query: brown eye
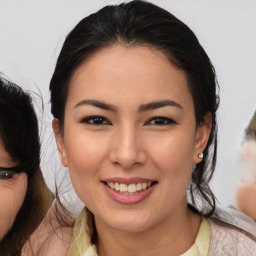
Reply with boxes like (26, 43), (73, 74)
(145, 116), (176, 125)
(81, 116), (111, 125)
(0, 170), (16, 179)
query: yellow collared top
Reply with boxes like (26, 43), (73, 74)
(181, 218), (210, 256)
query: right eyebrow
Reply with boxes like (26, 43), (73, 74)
(138, 100), (183, 112)
(73, 99), (117, 112)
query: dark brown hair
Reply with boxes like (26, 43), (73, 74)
(245, 111), (256, 140)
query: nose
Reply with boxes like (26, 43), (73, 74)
(109, 124), (147, 170)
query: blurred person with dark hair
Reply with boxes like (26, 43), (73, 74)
(0, 73), (53, 255)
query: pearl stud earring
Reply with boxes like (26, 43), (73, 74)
(198, 153), (204, 158)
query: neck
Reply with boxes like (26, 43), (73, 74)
(95, 202), (201, 256)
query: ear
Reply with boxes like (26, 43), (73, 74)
(193, 112), (212, 164)
(52, 118), (68, 167)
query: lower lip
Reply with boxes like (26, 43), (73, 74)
(103, 184), (156, 205)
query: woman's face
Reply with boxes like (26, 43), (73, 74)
(54, 45), (211, 233)
(0, 143), (27, 240)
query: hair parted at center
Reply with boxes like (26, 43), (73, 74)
(50, 0), (219, 217)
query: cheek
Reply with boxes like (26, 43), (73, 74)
(0, 174), (27, 240)
(65, 133), (107, 172)
(64, 134), (108, 201)
(148, 132), (195, 198)
(148, 132), (195, 173)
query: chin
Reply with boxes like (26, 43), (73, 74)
(98, 211), (155, 233)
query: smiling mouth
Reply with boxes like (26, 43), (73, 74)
(102, 181), (158, 195)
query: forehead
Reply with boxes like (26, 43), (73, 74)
(67, 45), (193, 110)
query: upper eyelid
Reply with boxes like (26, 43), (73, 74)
(146, 116), (176, 123)
(149, 116), (173, 120)
(0, 169), (18, 173)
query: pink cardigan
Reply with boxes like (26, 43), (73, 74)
(207, 207), (256, 255)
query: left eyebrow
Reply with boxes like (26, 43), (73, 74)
(138, 100), (183, 112)
(73, 99), (117, 112)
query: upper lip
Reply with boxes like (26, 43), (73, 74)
(101, 177), (157, 185)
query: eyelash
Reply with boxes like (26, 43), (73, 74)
(0, 170), (17, 180)
(80, 116), (111, 125)
(80, 116), (176, 126)
(145, 116), (177, 126)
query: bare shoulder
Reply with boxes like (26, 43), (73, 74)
(22, 201), (74, 256)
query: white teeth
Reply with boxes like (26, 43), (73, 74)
(115, 183), (120, 191)
(110, 182), (115, 189)
(120, 184), (128, 192)
(128, 184), (136, 193)
(106, 181), (153, 193)
(136, 183), (142, 191)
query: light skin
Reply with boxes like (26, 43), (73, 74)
(53, 45), (211, 256)
(0, 142), (27, 241)
(22, 203), (73, 256)
(240, 140), (256, 181)
(236, 140), (256, 220)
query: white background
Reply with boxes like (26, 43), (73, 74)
(1, 0), (256, 209)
